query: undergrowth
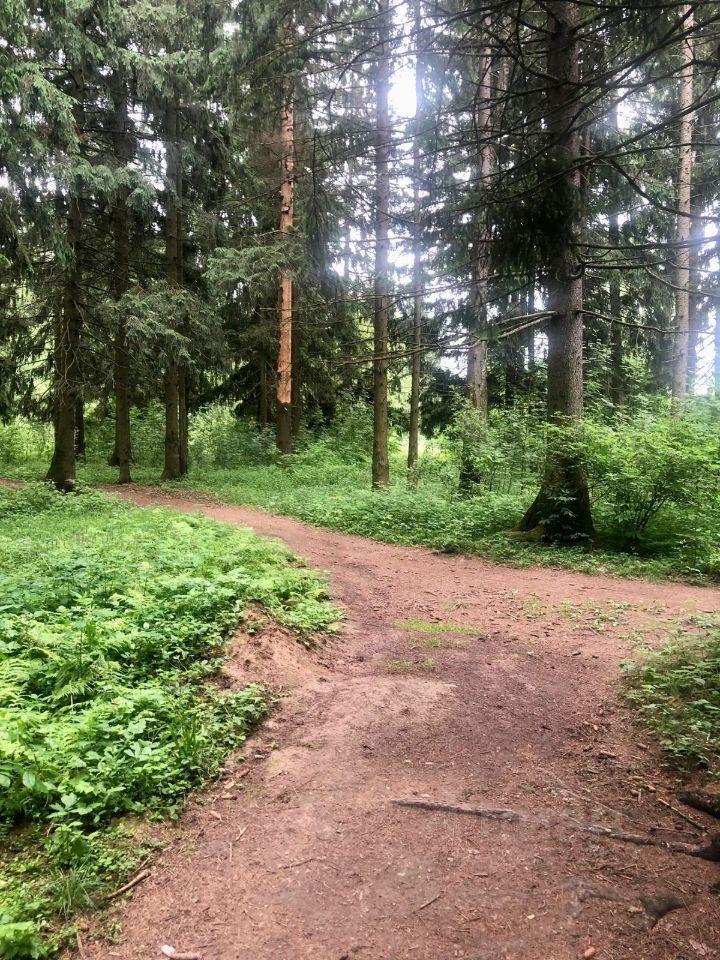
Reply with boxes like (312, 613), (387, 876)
(624, 615), (720, 778)
(0, 485), (335, 957)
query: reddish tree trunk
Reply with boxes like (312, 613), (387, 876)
(277, 45), (295, 455)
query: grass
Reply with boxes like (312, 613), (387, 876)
(624, 614), (720, 778)
(396, 618), (479, 635)
(0, 484), (336, 957)
(385, 657), (437, 673)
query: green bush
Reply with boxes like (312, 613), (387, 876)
(0, 420), (52, 466)
(584, 414), (720, 543)
(189, 406), (275, 468)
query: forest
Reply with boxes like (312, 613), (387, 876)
(2, 1), (720, 958)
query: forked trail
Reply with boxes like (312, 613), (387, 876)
(87, 487), (720, 960)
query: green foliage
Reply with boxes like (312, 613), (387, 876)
(0, 485), (335, 955)
(189, 406), (275, 468)
(584, 413), (720, 543)
(625, 615), (720, 775)
(0, 420), (52, 466)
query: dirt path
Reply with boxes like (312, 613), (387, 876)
(88, 487), (720, 960)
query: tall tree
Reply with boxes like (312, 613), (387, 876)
(671, 4), (695, 407)
(161, 96), (183, 481)
(110, 65), (133, 484)
(46, 64), (86, 489)
(372, 0), (391, 489)
(466, 15), (495, 422)
(276, 20), (296, 455)
(519, 0), (593, 540)
(407, 0), (425, 481)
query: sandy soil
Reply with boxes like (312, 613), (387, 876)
(81, 486), (720, 960)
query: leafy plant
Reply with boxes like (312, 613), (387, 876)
(0, 485), (336, 955)
(625, 615), (720, 775)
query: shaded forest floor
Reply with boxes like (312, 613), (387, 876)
(82, 486), (720, 960)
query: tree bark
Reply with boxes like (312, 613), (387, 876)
(161, 97), (182, 481)
(519, 1), (593, 541)
(524, 284), (535, 373)
(608, 104), (624, 407)
(111, 67), (132, 483)
(466, 16), (494, 423)
(372, 0), (391, 489)
(259, 359), (269, 429)
(291, 304), (302, 439)
(276, 39), (295, 455)
(178, 365), (189, 476)
(162, 363), (181, 480)
(74, 393), (85, 460)
(671, 4), (695, 408)
(47, 66), (85, 490)
(608, 211), (624, 407)
(407, 0), (425, 483)
(715, 305), (720, 397)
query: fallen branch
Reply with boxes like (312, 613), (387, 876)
(392, 799), (720, 862)
(679, 790), (720, 822)
(415, 893), (441, 912)
(107, 868), (151, 899)
(392, 799), (520, 822)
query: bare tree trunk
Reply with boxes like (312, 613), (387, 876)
(607, 104), (624, 408)
(111, 68), (132, 483)
(47, 66), (85, 490)
(407, 0), (425, 483)
(161, 97), (182, 481)
(715, 306), (720, 397)
(178, 366), (189, 476)
(372, 0), (391, 489)
(524, 284), (535, 373)
(671, 4), (695, 408)
(259, 359), (269, 429)
(466, 17), (495, 422)
(74, 393), (85, 460)
(291, 304), (302, 439)
(608, 211), (624, 407)
(276, 49), (295, 455)
(519, 1), (593, 541)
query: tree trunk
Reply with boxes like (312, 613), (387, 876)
(291, 305), (302, 439)
(671, 4), (695, 408)
(276, 47), (295, 455)
(607, 103), (624, 408)
(608, 212), (624, 407)
(372, 0), (391, 489)
(74, 393), (85, 460)
(161, 363), (181, 480)
(111, 68), (132, 483)
(519, 1), (593, 541)
(178, 365), (189, 476)
(47, 66), (85, 490)
(466, 16), (494, 423)
(715, 306), (720, 397)
(259, 359), (269, 429)
(524, 284), (535, 373)
(162, 97), (183, 481)
(407, 0), (425, 483)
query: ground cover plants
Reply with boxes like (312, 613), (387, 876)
(4, 401), (718, 583)
(0, 484), (335, 957)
